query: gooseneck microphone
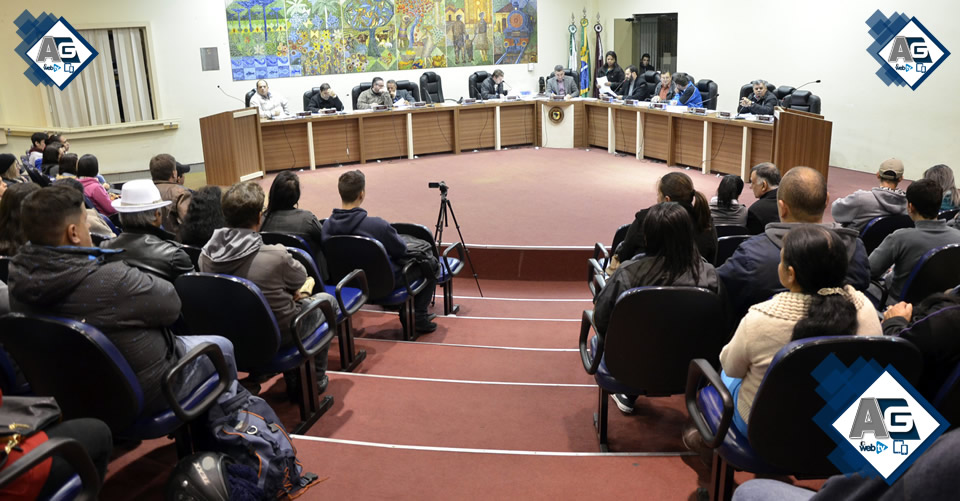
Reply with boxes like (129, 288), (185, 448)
(794, 79), (822, 91)
(217, 85), (245, 104)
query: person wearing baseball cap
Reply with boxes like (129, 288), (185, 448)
(831, 158), (908, 233)
(100, 179), (194, 282)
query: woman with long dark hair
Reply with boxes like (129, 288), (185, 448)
(710, 175), (747, 226)
(718, 226), (880, 434)
(0, 183), (41, 256)
(612, 171), (717, 270)
(260, 171), (327, 276)
(599, 50), (625, 92)
(178, 186), (225, 247)
(595, 202), (720, 413)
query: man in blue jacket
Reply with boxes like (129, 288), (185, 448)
(672, 73), (702, 108)
(718, 166), (870, 322)
(322, 170), (437, 333)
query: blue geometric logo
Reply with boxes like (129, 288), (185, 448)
(14, 10), (99, 90)
(866, 10), (950, 90)
(812, 355), (948, 484)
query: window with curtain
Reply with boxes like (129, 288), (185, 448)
(45, 27), (156, 127)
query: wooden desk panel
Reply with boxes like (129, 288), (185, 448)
(642, 113), (669, 161)
(458, 107), (496, 150)
(500, 103), (536, 147)
(312, 117), (361, 166)
(709, 122), (746, 175)
(573, 102), (587, 148)
(587, 104), (608, 148)
(613, 108), (638, 154)
(412, 110), (455, 155)
(750, 128), (774, 168)
(672, 115), (705, 168)
(359, 114), (408, 161)
(262, 121), (311, 172)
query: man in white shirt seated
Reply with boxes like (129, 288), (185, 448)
(249, 79), (290, 119)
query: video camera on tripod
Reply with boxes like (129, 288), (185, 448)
(429, 181), (481, 299)
(428, 181), (449, 194)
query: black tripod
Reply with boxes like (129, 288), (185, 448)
(433, 184), (483, 311)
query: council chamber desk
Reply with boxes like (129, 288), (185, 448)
(245, 98), (830, 181)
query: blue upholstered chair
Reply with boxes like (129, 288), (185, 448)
(860, 214), (914, 255)
(173, 272), (337, 433)
(180, 244), (202, 270)
(899, 244), (960, 304)
(0, 313), (232, 456)
(686, 335), (923, 501)
(579, 286), (728, 452)
(714, 225), (750, 237)
(0, 437), (101, 500)
(587, 223), (631, 299)
(324, 235), (427, 341)
(392, 223), (465, 316)
(714, 235), (750, 267)
(933, 361), (960, 429)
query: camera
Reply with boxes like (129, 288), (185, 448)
(429, 181), (448, 193)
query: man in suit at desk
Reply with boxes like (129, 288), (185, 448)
(306, 83), (344, 112)
(387, 80), (415, 105)
(738, 79), (779, 115)
(480, 69), (507, 100)
(357, 77), (393, 110)
(547, 65), (578, 99)
(618, 65), (645, 101)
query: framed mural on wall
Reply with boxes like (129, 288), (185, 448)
(226, 0), (537, 81)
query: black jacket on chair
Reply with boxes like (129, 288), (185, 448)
(101, 225), (194, 282)
(479, 77), (506, 100)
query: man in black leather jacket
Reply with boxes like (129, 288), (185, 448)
(101, 179), (194, 282)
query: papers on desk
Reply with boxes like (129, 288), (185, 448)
(595, 76), (617, 97)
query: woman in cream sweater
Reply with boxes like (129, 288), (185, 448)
(719, 226), (882, 434)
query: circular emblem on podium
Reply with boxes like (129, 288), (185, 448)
(549, 107), (564, 123)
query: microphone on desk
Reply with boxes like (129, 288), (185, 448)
(780, 79), (821, 106)
(217, 85), (246, 105)
(538, 77), (546, 94)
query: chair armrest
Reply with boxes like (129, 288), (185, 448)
(400, 260), (429, 296)
(685, 359), (734, 449)
(0, 437), (100, 500)
(441, 242), (465, 277)
(162, 342), (232, 423)
(578, 310), (603, 375)
(591, 242), (609, 263)
(292, 296), (338, 359)
(871, 279), (890, 306)
(336, 269), (369, 316)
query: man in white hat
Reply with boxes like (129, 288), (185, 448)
(101, 179), (194, 282)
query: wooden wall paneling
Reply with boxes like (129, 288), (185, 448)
(708, 121), (747, 176)
(412, 109), (456, 155)
(586, 104), (608, 149)
(613, 107), (638, 154)
(361, 114), (408, 161)
(749, 126), (775, 168)
(261, 121), (310, 172)
(312, 116), (361, 166)
(500, 103), (536, 147)
(458, 107), (496, 151)
(672, 115), (705, 168)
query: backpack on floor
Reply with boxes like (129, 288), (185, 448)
(205, 381), (319, 499)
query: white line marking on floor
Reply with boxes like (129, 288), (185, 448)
(355, 338), (578, 352)
(289, 436), (695, 457)
(326, 371), (593, 387)
(452, 295), (593, 302)
(358, 309), (579, 322)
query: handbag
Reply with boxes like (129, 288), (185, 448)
(0, 397), (62, 469)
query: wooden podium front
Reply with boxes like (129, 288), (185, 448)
(199, 108), (265, 186)
(773, 108), (832, 181)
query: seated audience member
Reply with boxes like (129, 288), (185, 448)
(77, 154), (116, 217)
(546, 65), (578, 98)
(0, 183), (41, 256)
(199, 182), (332, 392)
(306, 83), (344, 112)
(710, 175), (748, 226)
(868, 179), (960, 300)
(150, 153), (192, 237)
(357, 77), (392, 110)
(831, 158), (907, 232)
(738, 79), (779, 115)
(7, 186), (237, 415)
(719, 226), (880, 433)
(480, 69), (508, 100)
(249, 79), (289, 119)
(732, 428), (960, 501)
(719, 167), (871, 321)
(923, 164), (959, 211)
(650, 71), (675, 103)
(261, 171), (327, 278)
(638, 53), (655, 73)
(386, 79), (415, 105)
(618, 65), (644, 101)
(52, 178), (116, 237)
(175, 162), (190, 186)
(672, 73), (702, 107)
(57, 153), (79, 178)
(746, 162), (781, 234)
(1, 154), (30, 186)
(101, 180), (194, 282)
(322, 170), (438, 333)
(179, 185), (225, 247)
(47, 133), (70, 152)
(612, 172), (717, 271)
(882, 292), (960, 397)
(39, 143), (63, 178)
(26, 132), (46, 167)
(594, 202), (721, 414)
(599, 51), (625, 91)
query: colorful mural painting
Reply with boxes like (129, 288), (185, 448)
(226, 0), (536, 80)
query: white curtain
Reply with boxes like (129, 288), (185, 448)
(638, 18), (658, 70)
(45, 28), (151, 127)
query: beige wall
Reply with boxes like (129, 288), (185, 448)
(612, 19), (632, 70)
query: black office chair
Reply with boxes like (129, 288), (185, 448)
(774, 85), (795, 104)
(714, 225), (750, 237)
(640, 71), (660, 100)
(394, 79), (421, 102)
(303, 87), (322, 110)
(939, 208), (960, 221)
(419, 72), (444, 104)
(579, 286), (727, 451)
(468, 71), (490, 99)
(783, 90), (822, 114)
(0, 437), (102, 500)
(244, 89), (256, 107)
(715, 235), (749, 267)
(898, 244), (960, 304)
(738, 82), (776, 101)
(860, 214), (914, 255)
(696, 79), (718, 110)
(351, 82), (373, 111)
(587, 223), (631, 298)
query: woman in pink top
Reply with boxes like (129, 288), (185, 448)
(77, 154), (117, 216)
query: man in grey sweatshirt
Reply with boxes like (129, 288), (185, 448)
(832, 158), (908, 233)
(869, 179), (960, 299)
